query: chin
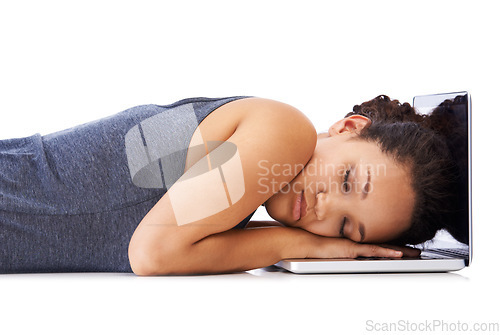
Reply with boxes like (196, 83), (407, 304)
(264, 196), (285, 219)
(266, 208), (288, 225)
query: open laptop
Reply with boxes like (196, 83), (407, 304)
(274, 91), (472, 273)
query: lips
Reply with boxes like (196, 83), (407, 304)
(293, 190), (307, 221)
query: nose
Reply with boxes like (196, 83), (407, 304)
(315, 192), (331, 220)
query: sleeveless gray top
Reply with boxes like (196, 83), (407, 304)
(0, 96), (256, 273)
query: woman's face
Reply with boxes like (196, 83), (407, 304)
(264, 116), (415, 243)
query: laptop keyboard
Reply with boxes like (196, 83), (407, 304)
(421, 247), (469, 259)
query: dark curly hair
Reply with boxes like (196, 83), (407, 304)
(345, 95), (468, 245)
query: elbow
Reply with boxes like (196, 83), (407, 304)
(128, 224), (164, 276)
(128, 239), (186, 276)
(128, 244), (158, 276)
(128, 237), (168, 276)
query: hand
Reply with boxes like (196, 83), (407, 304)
(304, 235), (413, 259)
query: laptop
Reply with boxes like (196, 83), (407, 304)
(274, 91), (472, 273)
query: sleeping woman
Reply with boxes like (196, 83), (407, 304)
(0, 94), (467, 275)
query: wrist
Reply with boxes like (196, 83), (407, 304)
(281, 227), (314, 259)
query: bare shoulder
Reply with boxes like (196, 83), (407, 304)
(222, 96), (316, 131)
(202, 97), (317, 151)
(188, 96), (318, 172)
(223, 97), (318, 178)
(197, 96), (317, 138)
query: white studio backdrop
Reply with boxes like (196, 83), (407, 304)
(0, 1), (498, 334)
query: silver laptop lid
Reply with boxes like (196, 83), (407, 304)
(412, 91), (472, 266)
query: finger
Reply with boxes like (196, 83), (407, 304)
(379, 244), (422, 257)
(355, 244), (403, 258)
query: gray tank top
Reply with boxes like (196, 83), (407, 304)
(0, 96), (256, 273)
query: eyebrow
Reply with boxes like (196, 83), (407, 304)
(361, 167), (371, 200)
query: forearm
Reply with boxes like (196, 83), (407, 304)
(148, 226), (310, 275)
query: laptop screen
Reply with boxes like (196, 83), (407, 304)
(412, 92), (471, 258)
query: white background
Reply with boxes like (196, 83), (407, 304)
(0, 1), (498, 334)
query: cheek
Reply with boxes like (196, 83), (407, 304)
(302, 220), (337, 237)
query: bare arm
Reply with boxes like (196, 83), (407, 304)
(143, 226), (306, 275)
(137, 223), (411, 276)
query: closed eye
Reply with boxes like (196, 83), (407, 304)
(340, 217), (347, 237)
